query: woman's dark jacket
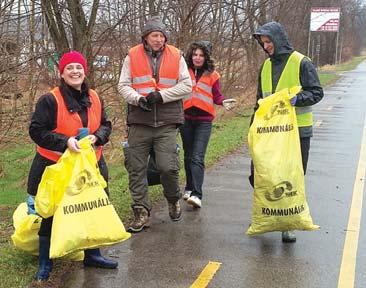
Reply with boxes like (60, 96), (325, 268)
(27, 82), (112, 196)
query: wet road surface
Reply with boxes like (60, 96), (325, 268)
(64, 61), (366, 288)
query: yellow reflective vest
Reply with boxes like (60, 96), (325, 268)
(261, 51), (313, 128)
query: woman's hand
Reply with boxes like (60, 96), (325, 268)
(222, 98), (237, 111)
(87, 134), (98, 145)
(67, 137), (81, 152)
(27, 195), (36, 215)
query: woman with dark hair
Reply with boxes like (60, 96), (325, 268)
(27, 51), (118, 281)
(181, 41), (237, 208)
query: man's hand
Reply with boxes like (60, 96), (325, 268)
(138, 97), (152, 112)
(146, 91), (163, 105)
(222, 98), (237, 111)
(290, 95), (297, 106)
(67, 137), (81, 152)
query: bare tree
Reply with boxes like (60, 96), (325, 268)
(40, 0), (100, 85)
(0, 0), (365, 145)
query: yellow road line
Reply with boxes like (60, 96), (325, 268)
(190, 261), (222, 288)
(338, 115), (366, 288)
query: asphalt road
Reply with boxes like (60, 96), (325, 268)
(64, 61), (366, 288)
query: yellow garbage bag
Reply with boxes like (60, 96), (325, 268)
(50, 138), (131, 259)
(11, 202), (40, 255)
(247, 88), (319, 235)
(35, 139), (107, 219)
(11, 202), (84, 260)
(35, 162), (66, 219)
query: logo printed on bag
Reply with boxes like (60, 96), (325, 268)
(66, 169), (100, 196)
(265, 181), (297, 202)
(263, 100), (289, 120)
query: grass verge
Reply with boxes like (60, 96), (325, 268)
(318, 56), (366, 86)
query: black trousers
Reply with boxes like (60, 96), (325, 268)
(249, 137), (311, 188)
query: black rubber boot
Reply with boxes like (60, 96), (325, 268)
(282, 231), (297, 243)
(83, 248), (118, 269)
(36, 236), (53, 281)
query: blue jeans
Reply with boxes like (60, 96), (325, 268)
(180, 120), (212, 199)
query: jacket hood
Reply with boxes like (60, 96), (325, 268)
(253, 21), (293, 58)
(185, 40), (215, 72)
(192, 40), (213, 55)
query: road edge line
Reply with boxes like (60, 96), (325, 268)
(338, 115), (366, 288)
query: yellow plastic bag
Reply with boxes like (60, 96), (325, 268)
(50, 138), (131, 259)
(35, 163), (66, 218)
(35, 139), (107, 218)
(11, 203), (41, 255)
(247, 88), (319, 235)
(11, 202), (84, 260)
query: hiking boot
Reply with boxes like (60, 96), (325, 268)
(282, 231), (296, 243)
(168, 201), (182, 221)
(128, 206), (150, 233)
(187, 195), (202, 208)
(182, 190), (192, 200)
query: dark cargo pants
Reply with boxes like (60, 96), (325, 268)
(123, 124), (180, 211)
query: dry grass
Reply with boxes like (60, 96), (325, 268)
(319, 64), (336, 72)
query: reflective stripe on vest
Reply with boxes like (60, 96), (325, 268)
(184, 69), (219, 117)
(129, 44), (180, 96)
(261, 51), (313, 127)
(37, 87), (103, 162)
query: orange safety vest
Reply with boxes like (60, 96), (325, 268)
(184, 69), (219, 117)
(129, 44), (180, 95)
(37, 87), (103, 162)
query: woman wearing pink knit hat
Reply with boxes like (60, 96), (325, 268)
(26, 51), (117, 281)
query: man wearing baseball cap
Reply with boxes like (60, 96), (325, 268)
(118, 16), (192, 232)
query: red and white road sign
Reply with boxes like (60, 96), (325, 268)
(310, 7), (341, 32)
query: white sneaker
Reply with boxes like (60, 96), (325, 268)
(182, 190), (192, 200)
(187, 195), (202, 208)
